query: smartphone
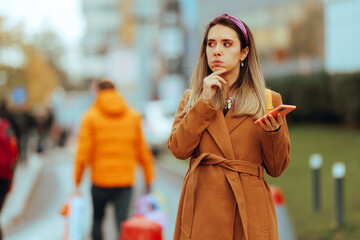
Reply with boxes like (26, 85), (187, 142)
(255, 104), (296, 125)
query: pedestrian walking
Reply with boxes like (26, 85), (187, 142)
(74, 79), (155, 240)
(0, 117), (18, 240)
(167, 14), (291, 240)
(13, 109), (37, 163)
(35, 106), (54, 153)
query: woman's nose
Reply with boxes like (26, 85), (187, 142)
(213, 46), (222, 56)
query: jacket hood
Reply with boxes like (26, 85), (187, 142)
(95, 89), (128, 115)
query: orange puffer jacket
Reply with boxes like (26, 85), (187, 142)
(74, 89), (155, 188)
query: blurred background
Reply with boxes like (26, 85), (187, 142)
(0, 0), (359, 239)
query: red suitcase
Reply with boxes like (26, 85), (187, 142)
(120, 215), (163, 240)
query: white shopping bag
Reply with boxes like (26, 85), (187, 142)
(61, 194), (85, 240)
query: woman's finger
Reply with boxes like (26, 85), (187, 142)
(213, 75), (227, 85)
(211, 81), (222, 90)
(259, 113), (283, 132)
(268, 114), (277, 127)
(205, 79), (223, 90)
(259, 119), (268, 129)
(263, 115), (273, 128)
(277, 113), (283, 125)
(204, 77), (226, 89)
(210, 68), (226, 76)
(205, 75), (227, 85)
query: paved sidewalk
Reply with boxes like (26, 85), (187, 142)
(0, 153), (44, 230)
(156, 149), (188, 178)
(0, 147), (74, 231)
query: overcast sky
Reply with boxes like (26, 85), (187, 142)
(0, 0), (85, 45)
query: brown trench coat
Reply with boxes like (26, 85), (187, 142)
(167, 89), (291, 240)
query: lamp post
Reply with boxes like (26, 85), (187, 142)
(309, 153), (323, 213)
(332, 162), (346, 230)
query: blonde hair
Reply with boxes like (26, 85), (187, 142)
(183, 17), (267, 118)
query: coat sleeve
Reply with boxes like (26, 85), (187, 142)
(74, 112), (93, 187)
(261, 92), (291, 177)
(167, 90), (217, 160)
(135, 116), (155, 185)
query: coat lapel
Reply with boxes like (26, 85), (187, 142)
(207, 110), (235, 160)
(225, 107), (248, 133)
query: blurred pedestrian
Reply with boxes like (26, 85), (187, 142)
(57, 127), (69, 147)
(35, 106), (54, 153)
(13, 109), (36, 164)
(74, 79), (155, 240)
(0, 99), (20, 146)
(0, 117), (18, 240)
(167, 14), (291, 240)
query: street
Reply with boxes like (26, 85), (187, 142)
(2, 147), (186, 240)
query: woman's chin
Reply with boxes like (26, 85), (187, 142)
(212, 66), (226, 72)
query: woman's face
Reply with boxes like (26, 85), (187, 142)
(206, 24), (248, 79)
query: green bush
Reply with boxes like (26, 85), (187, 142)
(331, 72), (360, 126)
(266, 72), (360, 127)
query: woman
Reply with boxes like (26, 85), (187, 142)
(167, 14), (291, 240)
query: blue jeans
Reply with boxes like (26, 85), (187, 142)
(91, 185), (132, 240)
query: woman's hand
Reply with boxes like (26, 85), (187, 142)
(259, 113), (283, 132)
(201, 68), (227, 104)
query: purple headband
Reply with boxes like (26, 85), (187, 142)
(214, 13), (249, 46)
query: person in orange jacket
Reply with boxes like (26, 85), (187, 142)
(74, 79), (155, 240)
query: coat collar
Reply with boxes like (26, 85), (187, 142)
(207, 107), (247, 160)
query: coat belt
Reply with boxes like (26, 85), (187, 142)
(181, 153), (264, 240)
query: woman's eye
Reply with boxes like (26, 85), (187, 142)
(207, 42), (215, 47)
(224, 42), (232, 47)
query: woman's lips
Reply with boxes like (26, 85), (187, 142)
(212, 61), (223, 66)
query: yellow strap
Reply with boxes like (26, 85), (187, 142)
(266, 89), (273, 113)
